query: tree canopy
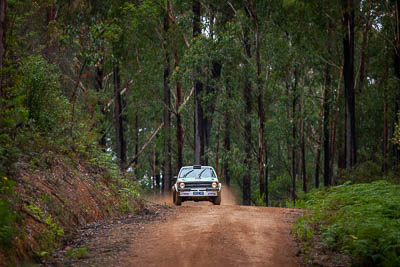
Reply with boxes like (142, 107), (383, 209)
(1, 0), (400, 206)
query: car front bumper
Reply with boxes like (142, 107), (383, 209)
(179, 190), (219, 197)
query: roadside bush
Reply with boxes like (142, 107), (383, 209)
(0, 54), (104, 177)
(17, 55), (70, 134)
(269, 175), (292, 206)
(295, 181), (400, 266)
(339, 160), (400, 185)
(0, 199), (16, 249)
(66, 247), (88, 260)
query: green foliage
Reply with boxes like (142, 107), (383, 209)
(338, 160), (400, 185)
(0, 177), (17, 249)
(117, 178), (140, 214)
(0, 52), (106, 178)
(295, 181), (400, 266)
(44, 216), (65, 238)
(25, 203), (64, 257)
(66, 247), (88, 260)
(0, 55), (71, 176)
(392, 113), (400, 147)
(269, 175), (292, 206)
(0, 176), (16, 194)
(17, 55), (70, 133)
(0, 91), (27, 177)
(91, 150), (140, 213)
(0, 199), (16, 249)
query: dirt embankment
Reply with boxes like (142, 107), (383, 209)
(0, 154), (139, 265)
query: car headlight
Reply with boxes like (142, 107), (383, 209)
(212, 182), (217, 188)
(179, 182), (185, 189)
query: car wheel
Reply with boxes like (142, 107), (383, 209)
(175, 191), (182, 206)
(213, 193), (221, 205)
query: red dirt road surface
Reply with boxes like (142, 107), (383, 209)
(115, 201), (302, 267)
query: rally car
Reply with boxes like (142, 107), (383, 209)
(172, 165), (221, 206)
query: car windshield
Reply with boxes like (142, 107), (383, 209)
(179, 168), (216, 178)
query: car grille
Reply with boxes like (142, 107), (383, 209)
(184, 182), (213, 189)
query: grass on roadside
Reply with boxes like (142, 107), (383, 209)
(294, 181), (400, 266)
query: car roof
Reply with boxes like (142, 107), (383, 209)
(181, 166), (214, 169)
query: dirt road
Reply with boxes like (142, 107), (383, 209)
(47, 192), (302, 267)
(115, 201), (301, 267)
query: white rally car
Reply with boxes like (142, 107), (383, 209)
(172, 165), (221, 206)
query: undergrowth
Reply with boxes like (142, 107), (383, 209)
(0, 176), (17, 250)
(0, 55), (142, 265)
(294, 181), (400, 266)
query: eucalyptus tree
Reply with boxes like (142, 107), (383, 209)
(0, 0), (6, 93)
(342, 0), (356, 168)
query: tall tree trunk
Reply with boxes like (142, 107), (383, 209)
(357, 12), (371, 93)
(174, 51), (184, 171)
(45, 0), (57, 62)
(343, 0), (356, 168)
(337, 126), (346, 170)
(46, 0), (57, 25)
(324, 64), (331, 186)
(393, 0), (400, 161)
(324, 22), (332, 186)
(286, 81), (291, 167)
(155, 150), (161, 193)
(383, 94), (388, 172)
(330, 71), (342, 184)
(203, 8), (220, 166)
(300, 79), (306, 193)
(194, 82), (204, 165)
(264, 139), (269, 206)
(223, 88), (231, 186)
(163, 10), (172, 193)
(193, 0), (205, 165)
(314, 91), (324, 188)
(252, 6), (265, 202)
(95, 62), (106, 148)
(134, 110), (139, 175)
(383, 48), (389, 172)
(292, 68), (298, 203)
(314, 138), (321, 188)
(204, 61), (222, 165)
(215, 121), (220, 175)
(0, 0), (6, 94)
(113, 64), (126, 171)
(243, 25), (252, 206)
(152, 147), (156, 190)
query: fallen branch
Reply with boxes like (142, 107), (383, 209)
(177, 86), (194, 114)
(124, 86), (195, 171)
(70, 59), (87, 137)
(125, 122), (164, 171)
(103, 79), (134, 112)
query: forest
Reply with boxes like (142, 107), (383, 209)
(1, 0), (400, 266)
(2, 0), (400, 203)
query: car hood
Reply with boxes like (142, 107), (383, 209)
(177, 177), (219, 183)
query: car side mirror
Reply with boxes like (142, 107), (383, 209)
(173, 176), (177, 184)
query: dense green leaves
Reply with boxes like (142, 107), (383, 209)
(0, 0), (400, 262)
(0, 198), (16, 249)
(18, 56), (69, 132)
